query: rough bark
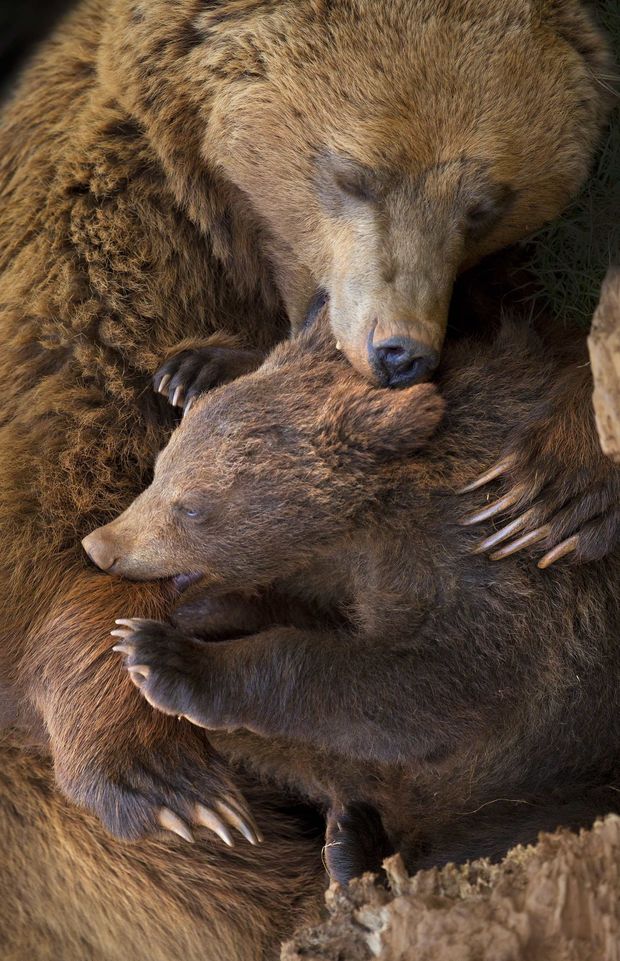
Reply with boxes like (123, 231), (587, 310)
(283, 815), (620, 961)
(589, 267), (620, 461)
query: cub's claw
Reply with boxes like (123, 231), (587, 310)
(194, 799), (262, 846)
(156, 373), (172, 396)
(171, 385), (185, 409)
(158, 807), (195, 843)
(113, 617), (150, 634)
(156, 802), (261, 847)
(471, 512), (533, 554)
(194, 803), (234, 847)
(214, 798), (263, 846)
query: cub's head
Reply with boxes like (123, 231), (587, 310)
(82, 323), (443, 586)
(201, 0), (612, 383)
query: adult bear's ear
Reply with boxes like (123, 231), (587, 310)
(542, 1), (616, 115)
(333, 382), (445, 460)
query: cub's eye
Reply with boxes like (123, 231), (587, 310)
(174, 502), (203, 521)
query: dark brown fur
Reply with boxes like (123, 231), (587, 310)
(89, 316), (620, 882)
(0, 0), (615, 951)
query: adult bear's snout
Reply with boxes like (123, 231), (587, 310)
(369, 335), (439, 388)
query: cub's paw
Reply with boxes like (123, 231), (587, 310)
(57, 719), (262, 848)
(112, 617), (221, 727)
(154, 343), (264, 415)
(459, 451), (620, 569)
(105, 618), (262, 847)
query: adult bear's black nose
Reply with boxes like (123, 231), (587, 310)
(369, 336), (439, 387)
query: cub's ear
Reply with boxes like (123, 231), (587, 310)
(336, 382), (444, 459)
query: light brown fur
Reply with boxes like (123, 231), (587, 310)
(102, 0), (612, 369)
(0, 0), (613, 955)
(0, 732), (324, 961)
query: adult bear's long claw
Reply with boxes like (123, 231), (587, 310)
(158, 807), (195, 843)
(488, 525), (550, 561)
(472, 513), (532, 554)
(460, 488), (525, 526)
(458, 456), (516, 494)
(538, 534), (579, 569)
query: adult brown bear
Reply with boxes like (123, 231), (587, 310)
(0, 0), (616, 956)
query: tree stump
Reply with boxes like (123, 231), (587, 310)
(589, 266), (620, 462)
(284, 815), (620, 961)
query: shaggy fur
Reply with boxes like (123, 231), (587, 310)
(0, 0), (615, 953)
(89, 315), (620, 882)
(0, 731), (324, 961)
(102, 0), (614, 372)
(0, 0), (612, 845)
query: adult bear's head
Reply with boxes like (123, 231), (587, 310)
(201, 0), (612, 383)
(111, 0), (612, 384)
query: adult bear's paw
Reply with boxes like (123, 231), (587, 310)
(153, 340), (264, 416)
(57, 622), (262, 848)
(459, 424), (620, 569)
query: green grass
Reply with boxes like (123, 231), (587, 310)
(523, 0), (619, 327)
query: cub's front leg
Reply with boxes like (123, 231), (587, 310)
(171, 586), (327, 638)
(112, 619), (464, 764)
(171, 590), (277, 640)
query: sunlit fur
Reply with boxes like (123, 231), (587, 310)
(0, 0), (614, 953)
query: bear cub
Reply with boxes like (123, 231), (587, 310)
(85, 315), (620, 883)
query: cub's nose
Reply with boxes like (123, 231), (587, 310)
(82, 529), (118, 572)
(369, 336), (439, 388)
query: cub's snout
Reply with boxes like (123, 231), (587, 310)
(82, 525), (122, 574)
(81, 484), (207, 583)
